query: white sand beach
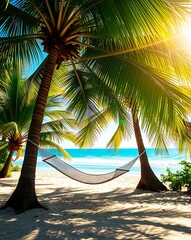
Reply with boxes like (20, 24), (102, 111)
(0, 170), (191, 240)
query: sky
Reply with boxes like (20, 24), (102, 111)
(63, 122), (151, 149)
(63, 120), (178, 149)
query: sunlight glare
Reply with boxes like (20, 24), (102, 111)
(180, 17), (191, 46)
(182, 26), (191, 41)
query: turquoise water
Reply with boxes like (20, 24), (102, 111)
(12, 148), (189, 176)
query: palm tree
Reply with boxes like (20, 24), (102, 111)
(0, 66), (77, 178)
(0, 0), (190, 212)
(67, 49), (191, 191)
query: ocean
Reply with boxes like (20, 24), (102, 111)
(12, 148), (189, 177)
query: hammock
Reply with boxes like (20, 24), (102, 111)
(39, 147), (144, 184)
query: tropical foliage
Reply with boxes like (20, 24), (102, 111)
(161, 160), (191, 193)
(64, 51), (191, 191)
(1, 0), (191, 213)
(0, 65), (77, 178)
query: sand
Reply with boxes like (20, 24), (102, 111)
(0, 170), (191, 240)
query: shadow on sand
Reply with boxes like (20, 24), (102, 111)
(1, 178), (191, 240)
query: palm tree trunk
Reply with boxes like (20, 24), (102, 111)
(0, 150), (14, 178)
(131, 110), (167, 191)
(1, 48), (59, 213)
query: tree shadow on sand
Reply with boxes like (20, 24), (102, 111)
(1, 184), (191, 240)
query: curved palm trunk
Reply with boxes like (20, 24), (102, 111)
(0, 150), (14, 178)
(131, 110), (167, 191)
(1, 48), (59, 213)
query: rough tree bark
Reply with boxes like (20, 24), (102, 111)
(0, 48), (59, 213)
(0, 150), (14, 178)
(131, 110), (167, 191)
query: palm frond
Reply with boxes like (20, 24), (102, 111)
(0, 36), (43, 66)
(0, 122), (18, 137)
(106, 116), (133, 151)
(12, 147), (24, 161)
(0, 141), (8, 151)
(39, 139), (72, 161)
(75, 109), (115, 148)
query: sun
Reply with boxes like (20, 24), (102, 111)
(182, 26), (191, 41)
(179, 17), (191, 45)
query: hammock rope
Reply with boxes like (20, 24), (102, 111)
(27, 139), (144, 184)
(34, 144), (145, 184)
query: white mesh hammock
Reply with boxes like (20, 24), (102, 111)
(38, 147), (144, 184)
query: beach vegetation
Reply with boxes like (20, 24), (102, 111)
(71, 50), (191, 192)
(161, 160), (191, 193)
(0, 148), (12, 177)
(0, 148), (21, 177)
(0, 163), (21, 178)
(0, 147), (22, 174)
(1, 0), (191, 213)
(66, 65), (169, 191)
(0, 65), (77, 178)
(0, 163), (11, 177)
(11, 165), (21, 172)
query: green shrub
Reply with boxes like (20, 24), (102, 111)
(0, 163), (3, 170)
(0, 163), (12, 177)
(11, 165), (21, 172)
(181, 160), (191, 193)
(0, 164), (21, 177)
(161, 160), (191, 193)
(0, 149), (9, 164)
(0, 149), (21, 177)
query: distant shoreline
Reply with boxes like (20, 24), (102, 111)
(12, 150), (186, 177)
